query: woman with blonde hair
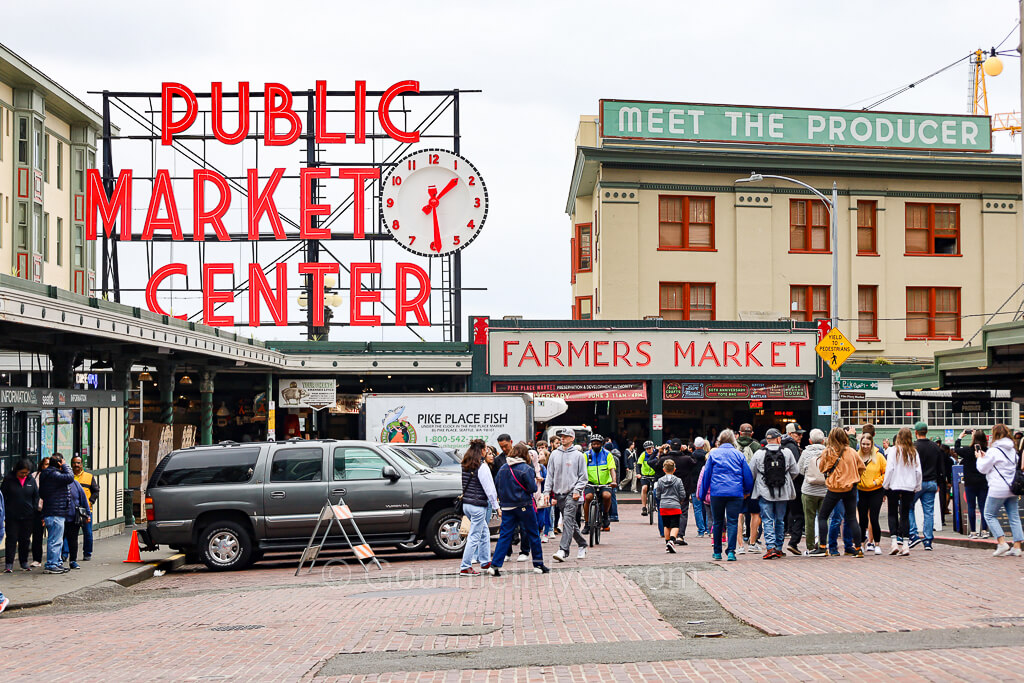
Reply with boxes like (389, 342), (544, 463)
(978, 423), (1024, 557)
(882, 427), (921, 556)
(809, 428), (865, 557)
(856, 434), (886, 554)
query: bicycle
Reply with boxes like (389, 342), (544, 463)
(586, 484), (612, 546)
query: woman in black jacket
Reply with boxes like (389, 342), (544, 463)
(954, 430), (990, 538)
(2, 458), (39, 572)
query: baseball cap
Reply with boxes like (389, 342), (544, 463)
(670, 438), (682, 449)
(914, 421), (928, 433)
(556, 427), (575, 438)
(765, 428), (783, 439)
(694, 437), (706, 448)
(786, 423), (805, 434)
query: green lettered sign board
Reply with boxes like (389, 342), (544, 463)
(601, 100), (992, 152)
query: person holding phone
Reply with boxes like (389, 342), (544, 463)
(954, 429), (990, 538)
(38, 453), (75, 573)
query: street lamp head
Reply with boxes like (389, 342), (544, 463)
(735, 172), (764, 184)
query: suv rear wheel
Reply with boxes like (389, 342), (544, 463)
(426, 508), (466, 558)
(199, 520), (254, 571)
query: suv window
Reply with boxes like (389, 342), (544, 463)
(155, 448), (260, 487)
(406, 447), (442, 468)
(270, 448), (323, 482)
(333, 447), (390, 480)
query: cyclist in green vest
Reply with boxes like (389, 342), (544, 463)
(638, 440), (658, 516)
(583, 434), (616, 532)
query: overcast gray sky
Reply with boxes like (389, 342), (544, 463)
(6, 0), (1021, 341)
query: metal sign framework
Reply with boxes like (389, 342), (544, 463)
(96, 86), (478, 342)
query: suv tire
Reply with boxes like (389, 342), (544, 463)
(395, 539), (427, 552)
(426, 508), (466, 558)
(199, 520), (254, 571)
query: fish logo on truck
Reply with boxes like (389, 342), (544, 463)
(380, 405), (418, 443)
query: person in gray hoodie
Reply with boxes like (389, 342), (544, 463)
(655, 460), (687, 553)
(749, 428), (799, 559)
(796, 429), (829, 555)
(544, 428), (589, 562)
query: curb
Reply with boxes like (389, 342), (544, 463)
(5, 553), (185, 612)
(879, 530), (995, 550)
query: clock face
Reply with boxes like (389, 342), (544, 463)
(380, 148), (488, 257)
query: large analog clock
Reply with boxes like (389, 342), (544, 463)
(380, 148), (488, 257)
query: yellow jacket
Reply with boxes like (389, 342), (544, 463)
(857, 450), (886, 491)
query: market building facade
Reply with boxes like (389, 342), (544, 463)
(567, 100), (1023, 437)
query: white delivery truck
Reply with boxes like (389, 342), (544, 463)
(363, 393), (534, 451)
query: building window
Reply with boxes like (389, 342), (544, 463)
(74, 224), (84, 268)
(574, 296), (593, 320)
(790, 285), (829, 322)
(17, 117), (28, 164)
(74, 149), (85, 193)
(906, 203), (959, 255)
(43, 133), (49, 183)
(659, 282), (715, 321)
(658, 195), (714, 250)
(56, 141), (63, 190)
(841, 400), (920, 427)
(569, 236), (576, 284)
(907, 287), (960, 339)
(858, 285), (878, 340)
(575, 223), (592, 272)
(16, 203), (27, 250)
(928, 400), (1015, 426)
(790, 199), (829, 252)
(857, 200), (877, 255)
(56, 217), (63, 266)
(33, 121), (42, 171)
(42, 212), (49, 262)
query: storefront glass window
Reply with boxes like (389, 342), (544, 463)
(927, 401), (1015, 426)
(841, 400), (920, 427)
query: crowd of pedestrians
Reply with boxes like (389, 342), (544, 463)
(0, 453), (97, 614)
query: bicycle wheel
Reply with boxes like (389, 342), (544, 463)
(648, 497), (655, 525)
(589, 498), (599, 546)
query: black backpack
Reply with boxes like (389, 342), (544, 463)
(763, 449), (788, 493)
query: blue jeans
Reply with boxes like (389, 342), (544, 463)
(44, 516), (65, 569)
(984, 496), (1024, 543)
(759, 499), (788, 550)
(692, 496), (708, 535)
(609, 487), (619, 521)
(460, 503), (491, 570)
(491, 505), (544, 569)
(710, 496), (744, 555)
(536, 507), (552, 535)
(828, 497), (856, 552)
(964, 485), (988, 533)
(910, 480), (938, 541)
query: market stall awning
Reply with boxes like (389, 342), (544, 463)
(891, 320), (1024, 403)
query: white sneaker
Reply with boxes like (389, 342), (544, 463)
(552, 550), (566, 563)
(577, 547), (587, 560)
(735, 546), (746, 555)
(516, 553), (529, 562)
(873, 545), (882, 555)
(899, 543), (910, 556)
(889, 539), (900, 555)
(994, 543), (1011, 557)
(540, 535), (547, 543)
(968, 532), (980, 539)
(749, 543), (761, 554)
(1009, 547), (1022, 557)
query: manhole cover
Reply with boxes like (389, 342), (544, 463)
(210, 624), (266, 632)
(346, 587), (460, 599)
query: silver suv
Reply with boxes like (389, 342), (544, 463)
(140, 439), (465, 571)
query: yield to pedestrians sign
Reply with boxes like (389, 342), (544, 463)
(815, 328), (855, 371)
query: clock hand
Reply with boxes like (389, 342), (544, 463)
(429, 205), (442, 253)
(422, 178), (459, 214)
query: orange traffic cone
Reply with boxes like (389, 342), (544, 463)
(123, 530), (142, 563)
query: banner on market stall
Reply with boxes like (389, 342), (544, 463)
(278, 379), (338, 410)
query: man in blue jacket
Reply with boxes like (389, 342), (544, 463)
(39, 452), (75, 574)
(0, 487), (9, 613)
(696, 430), (754, 561)
(486, 442), (549, 577)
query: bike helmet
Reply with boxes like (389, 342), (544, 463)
(589, 433), (604, 444)
(643, 440), (655, 449)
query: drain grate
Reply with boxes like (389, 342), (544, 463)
(210, 624), (266, 632)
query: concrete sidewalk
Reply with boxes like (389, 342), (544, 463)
(0, 528), (180, 611)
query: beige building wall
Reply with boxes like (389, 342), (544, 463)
(569, 117), (1023, 362)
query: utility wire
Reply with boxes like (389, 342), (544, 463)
(862, 53), (971, 110)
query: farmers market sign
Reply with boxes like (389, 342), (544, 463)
(601, 100), (992, 152)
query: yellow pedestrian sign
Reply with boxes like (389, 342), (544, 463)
(816, 327), (856, 371)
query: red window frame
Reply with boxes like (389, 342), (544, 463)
(789, 199), (830, 254)
(569, 236), (576, 284)
(906, 287), (961, 340)
(657, 195), (716, 251)
(658, 282), (716, 321)
(856, 200), (878, 255)
(574, 295), (593, 321)
(857, 285), (879, 341)
(790, 285), (830, 322)
(575, 223), (592, 272)
(905, 203), (960, 256)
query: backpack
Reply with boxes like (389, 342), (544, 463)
(763, 449), (788, 493)
(804, 451), (827, 486)
(992, 444), (1024, 496)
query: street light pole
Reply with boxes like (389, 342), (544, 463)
(736, 172), (842, 429)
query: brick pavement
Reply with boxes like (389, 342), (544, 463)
(315, 647), (1024, 682)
